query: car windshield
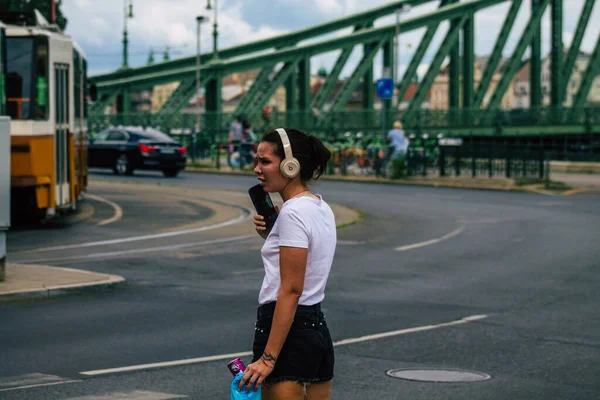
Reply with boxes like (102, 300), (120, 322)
(128, 128), (173, 142)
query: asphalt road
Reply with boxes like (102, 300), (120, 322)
(1, 170), (599, 400)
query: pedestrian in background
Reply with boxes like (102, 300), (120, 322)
(229, 115), (243, 146)
(239, 128), (336, 399)
(241, 119), (257, 167)
(387, 120), (407, 160)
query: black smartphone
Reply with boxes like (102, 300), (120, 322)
(248, 184), (278, 232)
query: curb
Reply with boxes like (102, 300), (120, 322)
(0, 269), (126, 303)
(184, 167), (550, 194)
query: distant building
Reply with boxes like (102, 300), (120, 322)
(430, 56), (514, 109)
(151, 82), (179, 113)
(514, 51), (600, 108)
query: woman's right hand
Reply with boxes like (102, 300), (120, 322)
(253, 206), (278, 239)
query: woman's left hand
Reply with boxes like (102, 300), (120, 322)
(237, 359), (274, 392)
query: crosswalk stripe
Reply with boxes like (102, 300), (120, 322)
(0, 373), (80, 392)
(66, 391), (187, 400)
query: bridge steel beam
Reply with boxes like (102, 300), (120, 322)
(312, 25), (365, 111)
(473, 0), (522, 108)
(331, 38), (386, 111)
(462, 11), (474, 125)
(383, 37), (394, 116)
(234, 64), (276, 116)
(571, 32), (600, 110)
(562, 0), (594, 101)
(92, 0), (506, 93)
(448, 0), (460, 111)
(157, 74), (213, 120)
(531, 0), (543, 108)
(550, 0), (563, 107)
(312, 47), (353, 110)
(362, 21), (375, 111)
(485, 0), (550, 111)
(286, 66), (298, 112)
(248, 59), (300, 116)
(396, 24), (438, 107)
(298, 57), (311, 111)
(396, 0), (450, 106)
(91, 0), (427, 89)
(405, 16), (467, 120)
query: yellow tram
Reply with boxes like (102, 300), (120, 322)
(5, 19), (90, 219)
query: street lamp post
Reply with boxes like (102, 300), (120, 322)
(196, 15), (209, 136)
(206, 0), (219, 60)
(394, 4), (411, 107)
(122, 0), (134, 69)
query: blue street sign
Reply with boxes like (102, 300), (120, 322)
(376, 78), (394, 99)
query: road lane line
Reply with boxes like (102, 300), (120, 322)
(0, 380), (81, 392)
(79, 314), (488, 376)
(332, 314), (488, 347)
(14, 235), (255, 264)
(18, 205), (252, 254)
(85, 194), (123, 226)
(394, 226), (465, 252)
(0, 373), (81, 392)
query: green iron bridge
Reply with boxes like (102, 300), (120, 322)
(90, 0), (600, 148)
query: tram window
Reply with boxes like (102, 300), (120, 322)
(74, 49), (81, 119)
(6, 37), (34, 120)
(35, 37), (49, 120)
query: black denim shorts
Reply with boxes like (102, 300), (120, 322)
(252, 302), (335, 384)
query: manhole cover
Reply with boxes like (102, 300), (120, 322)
(386, 368), (491, 382)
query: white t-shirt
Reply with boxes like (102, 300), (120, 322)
(258, 195), (337, 306)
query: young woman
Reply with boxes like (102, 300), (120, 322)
(239, 128), (336, 399)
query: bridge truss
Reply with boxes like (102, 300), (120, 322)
(90, 0), (600, 140)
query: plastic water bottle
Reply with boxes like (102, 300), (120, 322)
(228, 358), (261, 400)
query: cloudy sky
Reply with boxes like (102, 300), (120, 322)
(62, 0), (600, 78)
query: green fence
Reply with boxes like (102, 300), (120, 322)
(89, 106), (600, 137)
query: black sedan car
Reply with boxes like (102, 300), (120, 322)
(88, 127), (187, 177)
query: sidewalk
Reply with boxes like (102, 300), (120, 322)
(186, 165), (600, 195)
(0, 263), (125, 303)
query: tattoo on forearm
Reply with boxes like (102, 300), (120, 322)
(262, 352), (277, 363)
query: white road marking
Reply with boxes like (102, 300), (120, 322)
(394, 226), (465, 252)
(15, 235), (255, 264)
(337, 240), (366, 245)
(66, 391), (187, 399)
(18, 208), (251, 254)
(456, 218), (498, 225)
(80, 314), (488, 377)
(0, 373), (80, 392)
(86, 194), (123, 226)
(333, 314), (488, 347)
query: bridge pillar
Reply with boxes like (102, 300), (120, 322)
(298, 57), (311, 127)
(383, 37), (394, 131)
(362, 22), (375, 113)
(550, 0), (563, 108)
(448, 0), (460, 123)
(205, 74), (222, 139)
(116, 88), (131, 125)
(530, 0), (542, 108)
(286, 67), (297, 126)
(462, 12), (474, 120)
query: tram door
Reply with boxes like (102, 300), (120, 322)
(54, 63), (70, 208)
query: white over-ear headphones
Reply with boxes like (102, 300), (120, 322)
(276, 128), (301, 179)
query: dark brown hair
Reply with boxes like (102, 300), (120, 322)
(261, 128), (331, 182)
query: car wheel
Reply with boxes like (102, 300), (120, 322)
(114, 154), (133, 175)
(162, 168), (180, 178)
